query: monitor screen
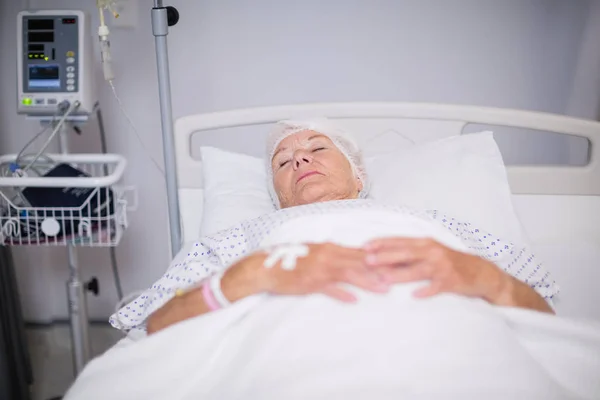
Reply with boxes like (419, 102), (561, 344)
(28, 65), (60, 89)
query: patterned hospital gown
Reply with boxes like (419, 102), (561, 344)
(109, 199), (559, 332)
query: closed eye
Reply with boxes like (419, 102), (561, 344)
(279, 160), (290, 167)
(312, 147), (325, 152)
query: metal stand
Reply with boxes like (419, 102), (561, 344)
(26, 113), (97, 375)
(55, 120), (91, 375)
(65, 243), (90, 374)
(152, 0), (181, 258)
(20, 111), (123, 377)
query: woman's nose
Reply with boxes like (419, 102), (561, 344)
(293, 150), (313, 169)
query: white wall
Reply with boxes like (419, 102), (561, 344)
(566, 0), (600, 162)
(0, 0), (597, 322)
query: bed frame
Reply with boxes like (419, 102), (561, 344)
(174, 102), (600, 320)
(174, 103), (599, 241)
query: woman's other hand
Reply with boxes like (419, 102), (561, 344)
(363, 238), (553, 313)
(147, 253), (268, 334)
(259, 242), (391, 303)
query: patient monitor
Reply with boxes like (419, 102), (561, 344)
(17, 10), (95, 116)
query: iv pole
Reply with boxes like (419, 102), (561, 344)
(151, 1), (181, 258)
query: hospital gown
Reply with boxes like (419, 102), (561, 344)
(109, 199), (558, 332)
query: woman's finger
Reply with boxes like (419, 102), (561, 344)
(374, 262), (431, 284)
(365, 247), (429, 267)
(338, 269), (390, 293)
(321, 284), (358, 303)
(364, 237), (434, 252)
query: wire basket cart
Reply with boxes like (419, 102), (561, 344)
(0, 153), (132, 247)
(0, 152), (135, 375)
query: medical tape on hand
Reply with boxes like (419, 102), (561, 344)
(263, 243), (309, 270)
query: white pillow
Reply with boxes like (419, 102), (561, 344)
(200, 147), (273, 236)
(199, 132), (527, 243)
(366, 131), (527, 243)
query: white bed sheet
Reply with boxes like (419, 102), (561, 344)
(69, 292), (600, 400)
(68, 209), (600, 399)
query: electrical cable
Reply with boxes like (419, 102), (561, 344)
(0, 103), (76, 243)
(21, 101), (79, 172)
(12, 110), (59, 184)
(15, 121), (53, 167)
(0, 107), (72, 240)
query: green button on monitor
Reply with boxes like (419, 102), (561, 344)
(22, 98), (32, 106)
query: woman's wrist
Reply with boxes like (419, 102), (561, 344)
(488, 273), (516, 307)
(220, 252), (269, 303)
(478, 260), (514, 306)
(485, 266), (554, 314)
(147, 253), (269, 334)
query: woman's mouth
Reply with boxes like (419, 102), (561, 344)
(297, 171), (322, 183)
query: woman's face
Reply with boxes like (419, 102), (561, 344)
(271, 130), (363, 208)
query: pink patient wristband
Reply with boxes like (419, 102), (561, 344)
(174, 273), (230, 311)
(202, 273), (231, 311)
(201, 281), (222, 311)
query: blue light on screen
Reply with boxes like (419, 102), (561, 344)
(29, 80), (60, 88)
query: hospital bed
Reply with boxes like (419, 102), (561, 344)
(173, 102), (600, 322)
(64, 102), (600, 399)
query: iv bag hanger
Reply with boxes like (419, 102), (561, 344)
(151, 0), (181, 258)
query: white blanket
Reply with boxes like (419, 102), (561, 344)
(65, 210), (600, 400)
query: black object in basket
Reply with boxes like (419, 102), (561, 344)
(20, 163), (115, 239)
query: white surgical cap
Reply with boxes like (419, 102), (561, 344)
(266, 117), (370, 209)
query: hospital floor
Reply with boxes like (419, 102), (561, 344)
(26, 324), (124, 400)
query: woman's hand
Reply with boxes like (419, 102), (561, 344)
(147, 242), (390, 334)
(259, 242), (391, 303)
(363, 237), (553, 313)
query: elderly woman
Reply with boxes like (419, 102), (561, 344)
(109, 119), (554, 335)
(63, 120), (600, 400)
